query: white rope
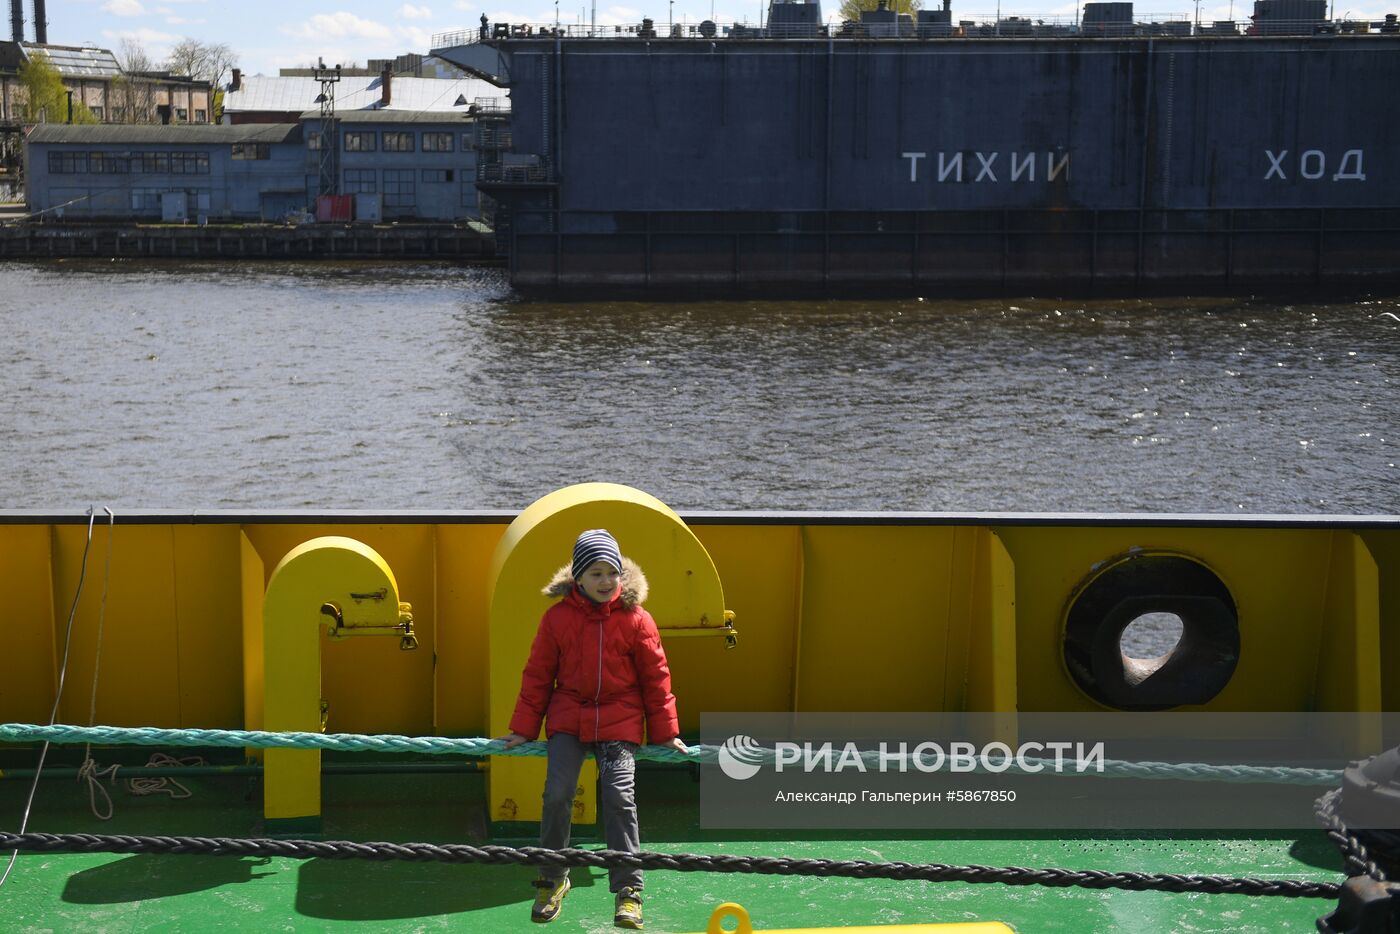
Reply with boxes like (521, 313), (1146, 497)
(0, 507), (98, 890)
(79, 508), (117, 821)
(126, 754), (205, 800)
(76, 759), (120, 821)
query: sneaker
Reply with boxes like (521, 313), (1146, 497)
(531, 877), (570, 923)
(613, 886), (643, 930)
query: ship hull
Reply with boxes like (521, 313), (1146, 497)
(449, 36), (1400, 295)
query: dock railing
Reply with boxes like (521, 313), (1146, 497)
(476, 163), (551, 184)
(433, 13), (1398, 46)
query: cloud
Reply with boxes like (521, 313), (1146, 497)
(101, 0), (147, 15)
(400, 3), (434, 17)
(285, 11), (394, 40)
(101, 26), (180, 63)
(102, 26), (180, 44)
(397, 25), (439, 48)
(453, 0), (475, 9)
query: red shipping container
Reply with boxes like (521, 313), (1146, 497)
(315, 195), (353, 223)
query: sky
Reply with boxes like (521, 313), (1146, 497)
(35, 0), (1396, 77)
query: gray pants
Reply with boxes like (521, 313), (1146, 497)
(539, 732), (643, 893)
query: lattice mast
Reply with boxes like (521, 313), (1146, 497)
(314, 58), (341, 198)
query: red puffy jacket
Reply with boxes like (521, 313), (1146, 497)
(509, 558), (680, 745)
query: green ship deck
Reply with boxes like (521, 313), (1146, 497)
(1, 753), (1346, 933)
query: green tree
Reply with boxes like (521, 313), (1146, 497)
(837, 0), (922, 22)
(18, 51), (97, 124)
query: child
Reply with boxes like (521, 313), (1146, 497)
(498, 528), (688, 930)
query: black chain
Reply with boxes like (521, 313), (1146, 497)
(0, 831), (1338, 899)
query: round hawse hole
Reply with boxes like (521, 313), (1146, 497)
(1119, 611), (1185, 685)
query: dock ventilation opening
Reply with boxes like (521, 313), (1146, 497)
(1063, 554), (1239, 710)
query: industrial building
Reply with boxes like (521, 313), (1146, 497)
(24, 123), (305, 221)
(0, 42), (214, 126)
(23, 107), (491, 222)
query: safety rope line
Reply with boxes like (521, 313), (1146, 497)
(0, 724), (1345, 786)
(79, 508), (117, 821)
(0, 832), (1341, 899)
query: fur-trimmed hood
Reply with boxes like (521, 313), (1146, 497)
(542, 556), (648, 607)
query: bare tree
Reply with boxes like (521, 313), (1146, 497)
(113, 37), (159, 123)
(166, 38), (238, 87)
(118, 37), (154, 72)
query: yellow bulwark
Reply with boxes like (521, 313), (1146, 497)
(486, 482), (732, 826)
(0, 491), (1394, 839)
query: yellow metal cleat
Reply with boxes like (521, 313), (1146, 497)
(697, 903), (1014, 934)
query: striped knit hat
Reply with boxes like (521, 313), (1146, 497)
(572, 529), (623, 580)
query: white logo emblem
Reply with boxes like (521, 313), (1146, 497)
(717, 734), (765, 781)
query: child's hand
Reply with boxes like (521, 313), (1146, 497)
(496, 733), (529, 749)
(665, 736), (689, 754)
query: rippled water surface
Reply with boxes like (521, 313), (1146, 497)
(1, 259), (1396, 513)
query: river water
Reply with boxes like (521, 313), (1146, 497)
(1, 259), (1396, 514)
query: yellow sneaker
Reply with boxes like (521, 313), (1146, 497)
(613, 886), (643, 930)
(531, 876), (570, 923)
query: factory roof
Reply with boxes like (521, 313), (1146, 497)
(26, 123), (302, 145)
(223, 75), (502, 115)
(0, 41), (24, 72)
(300, 109), (479, 124)
(20, 42), (123, 79)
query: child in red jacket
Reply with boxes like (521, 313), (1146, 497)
(498, 529), (687, 930)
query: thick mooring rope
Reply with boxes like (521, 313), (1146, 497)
(0, 832), (1341, 899)
(0, 723), (1345, 786)
(1314, 787), (1394, 884)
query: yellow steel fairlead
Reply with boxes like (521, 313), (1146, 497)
(487, 482), (733, 830)
(698, 903), (1014, 934)
(260, 536), (414, 834)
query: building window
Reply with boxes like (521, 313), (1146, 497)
(176, 108), (188, 121)
(48, 152), (88, 174)
(344, 132), (376, 152)
(90, 106), (104, 121)
(421, 169), (453, 183)
(231, 142), (271, 160)
(307, 134), (323, 151)
(113, 107), (127, 122)
(89, 153), (131, 174)
(462, 133), (473, 151)
(344, 169), (377, 194)
(422, 132), (453, 152)
(382, 169), (415, 209)
(137, 152), (171, 174)
(170, 153), (210, 174)
(194, 109), (207, 123)
(382, 132), (415, 152)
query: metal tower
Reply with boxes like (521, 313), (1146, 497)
(314, 58), (341, 198)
